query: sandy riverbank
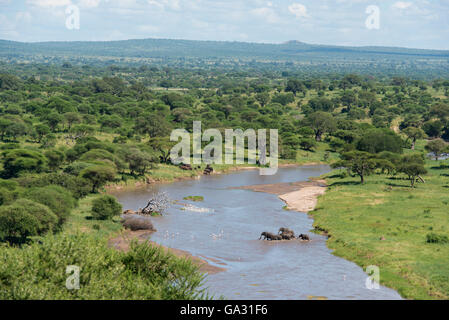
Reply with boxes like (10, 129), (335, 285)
(236, 179), (327, 213)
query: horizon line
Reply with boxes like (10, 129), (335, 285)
(1, 37), (448, 52)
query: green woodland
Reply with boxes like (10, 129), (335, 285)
(0, 41), (449, 299)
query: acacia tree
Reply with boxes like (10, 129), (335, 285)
(80, 165), (116, 193)
(425, 139), (447, 160)
(398, 163), (427, 188)
(332, 151), (379, 184)
(403, 127), (426, 150)
(305, 111), (336, 142)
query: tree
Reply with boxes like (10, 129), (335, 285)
(0, 199), (57, 244)
(80, 165), (116, 193)
(45, 112), (63, 132)
(33, 124), (50, 143)
(125, 149), (156, 175)
(308, 97), (334, 113)
(285, 79), (305, 96)
(356, 129), (403, 154)
(425, 139), (447, 160)
(134, 113), (171, 137)
(305, 112), (337, 142)
(1, 149), (47, 178)
(299, 138), (317, 151)
(23, 185), (76, 226)
(398, 162), (427, 188)
(91, 195), (122, 220)
(429, 103), (449, 121)
(44, 149), (66, 170)
(403, 127), (426, 150)
(255, 92), (270, 107)
(63, 112), (81, 131)
(332, 151), (378, 183)
(422, 120), (444, 138)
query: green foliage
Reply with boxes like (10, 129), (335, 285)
(91, 195), (122, 220)
(23, 185), (76, 226)
(44, 149), (66, 170)
(80, 165), (116, 193)
(0, 199), (57, 244)
(299, 138), (317, 151)
(426, 233), (449, 244)
(356, 129), (403, 154)
(0, 187), (15, 206)
(183, 196), (204, 202)
(425, 139), (448, 160)
(332, 151), (379, 183)
(0, 233), (209, 299)
(1, 149), (47, 178)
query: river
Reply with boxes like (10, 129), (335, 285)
(111, 165), (402, 300)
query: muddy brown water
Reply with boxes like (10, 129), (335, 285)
(111, 165), (402, 300)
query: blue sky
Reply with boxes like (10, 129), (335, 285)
(0, 0), (448, 49)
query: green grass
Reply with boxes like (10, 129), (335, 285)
(312, 154), (449, 299)
(64, 195), (123, 238)
(183, 196), (204, 202)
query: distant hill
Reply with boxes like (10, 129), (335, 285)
(1, 38), (448, 60)
(0, 38), (448, 78)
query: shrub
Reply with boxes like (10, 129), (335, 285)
(23, 185), (76, 226)
(299, 138), (317, 151)
(15, 173), (91, 199)
(0, 233), (209, 299)
(1, 149), (47, 178)
(0, 199), (57, 244)
(0, 187), (15, 206)
(63, 161), (92, 176)
(426, 233), (449, 244)
(80, 165), (116, 193)
(91, 195), (122, 220)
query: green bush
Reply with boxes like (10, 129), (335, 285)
(80, 165), (116, 193)
(0, 199), (57, 244)
(23, 185), (77, 226)
(0, 233), (209, 299)
(91, 195), (122, 220)
(426, 233), (449, 244)
(15, 173), (91, 199)
(1, 149), (47, 178)
(0, 187), (15, 206)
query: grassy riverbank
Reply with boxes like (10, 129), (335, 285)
(312, 148), (449, 299)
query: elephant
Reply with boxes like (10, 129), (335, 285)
(280, 233), (295, 240)
(298, 234), (310, 241)
(279, 227), (295, 239)
(259, 232), (282, 241)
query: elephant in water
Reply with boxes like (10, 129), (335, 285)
(259, 232), (282, 241)
(278, 227), (295, 240)
(298, 234), (310, 241)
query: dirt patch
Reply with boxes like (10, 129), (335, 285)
(109, 230), (226, 274)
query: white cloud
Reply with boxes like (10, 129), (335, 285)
(138, 24), (160, 33)
(251, 7), (279, 24)
(147, 0), (181, 11)
(16, 11), (32, 23)
(78, 0), (102, 8)
(288, 3), (308, 19)
(392, 2), (412, 9)
(27, 0), (72, 7)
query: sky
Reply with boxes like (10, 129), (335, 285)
(0, 0), (448, 50)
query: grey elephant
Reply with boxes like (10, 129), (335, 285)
(279, 227), (295, 240)
(259, 232), (282, 241)
(298, 234), (310, 241)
